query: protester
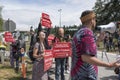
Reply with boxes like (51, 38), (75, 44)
(19, 48), (27, 79)
(53, 28), (66, 80)
(118, 31), (120, 54)
(65, 34), (71, 74)
(71, 10), (120, 80)
(109, 34), (114, 51)
(0, 41), (7, 64)
(105, 36), (110, 52)
(15, 36), (26, 73)
(29, 23), (53, 80)
(0, 37), (7, 51)
(32, 30), (48, 80)
(29, 30), (37, 62)
(10, 39), (20, 73)
(10, 41), (17, 67)
(0, 41), (7, 50)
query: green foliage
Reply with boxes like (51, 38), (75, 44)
(0, 6), (3, 32)
(93, 0), (120, 25)
(51, 25), (80, 37)
(0, 18), (3, 31)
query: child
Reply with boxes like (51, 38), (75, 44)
(19, 48), (27, 79)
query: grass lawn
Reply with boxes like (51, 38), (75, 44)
(0, 41), (33, 80)
(0, 59), (32, 80)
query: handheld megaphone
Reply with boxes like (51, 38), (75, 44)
(96, 22), (116, 33)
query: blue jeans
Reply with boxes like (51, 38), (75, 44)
(10, 52), (15, 67)
(118, 74), (120, 80)
(55, 58), (66, 80)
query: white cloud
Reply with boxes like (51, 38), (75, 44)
(65, 0), (83, 4)
(1, 0), (96, 31)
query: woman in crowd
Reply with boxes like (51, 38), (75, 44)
(32, 30), (48, 80)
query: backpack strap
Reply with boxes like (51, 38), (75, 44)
(37, 43), (41, 55)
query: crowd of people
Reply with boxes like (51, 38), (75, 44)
(1, 10), (120, 80)
(103, 32), (120, 52)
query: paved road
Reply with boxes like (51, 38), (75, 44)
(49, 51), (119, 80)
(97, 51), (119, 80)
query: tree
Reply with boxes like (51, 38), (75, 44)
(0, 18), (3, 31)
(0, 6), (3, 31)
(93, 0), (120, 25)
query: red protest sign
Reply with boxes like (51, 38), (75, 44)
(41, 18), (52, 24)
(48, 34), (55, 46)
(5, 38), (15, 42)
(41, 19), (52, 28)
(4, 32), (12, 36)
(44, 50), (53, 72)
(53, 42), (72, 58)
(41, 13), (52, 28)
(42, 13), (50, 20)
(4, 32), (15, 42)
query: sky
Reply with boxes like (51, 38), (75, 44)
(0, 0), (96, 31)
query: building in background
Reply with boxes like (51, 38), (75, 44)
(2, 19), (16, 32)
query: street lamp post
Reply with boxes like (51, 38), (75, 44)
(58, 9), (62, 27)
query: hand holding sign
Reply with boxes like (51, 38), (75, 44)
(41, 13), (52, 28)
(4, 32), (15, 42)
(53, 42), (72, 58)
(44, 50), (53, 72)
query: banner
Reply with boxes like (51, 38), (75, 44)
(41, 13), (52, 28)
(44, 50), (53, 72)
(5, 38), (15, 42)
(4, 32), (12, 36)
(48, 34), (55, 46)
(4, 32), (15, 42)
(41, 18), (51, 24)
(42, 13), (50, 20)
(41, 20), (52, 28)
(53, 42), (72, 58)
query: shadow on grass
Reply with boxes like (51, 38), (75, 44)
(0, 65), (12, 69)
(26, 70), (32, 76)
(8, 77), (32, 80)
(8, 77), (21, 80)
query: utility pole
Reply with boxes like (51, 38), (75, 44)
(58, 9), (62, 27)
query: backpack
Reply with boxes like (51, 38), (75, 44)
(29, 43), (41, 62)
(29, 33), (38, 61)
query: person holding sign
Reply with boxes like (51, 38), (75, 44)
(32, 30), (48, 80)
(71, 10), (120, 80)
(53, 28), (66, 80)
